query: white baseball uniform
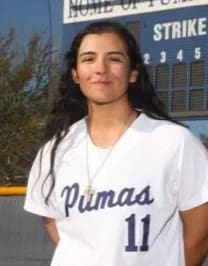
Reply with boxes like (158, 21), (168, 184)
(24, 113), (208, 266)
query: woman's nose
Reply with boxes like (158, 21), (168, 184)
(95, 58), (108, 74)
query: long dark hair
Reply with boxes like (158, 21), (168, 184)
(41, 21), (179, 203)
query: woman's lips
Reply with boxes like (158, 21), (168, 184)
(91, 81), (111, 85)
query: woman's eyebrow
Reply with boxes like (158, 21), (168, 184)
(107, 51), (126, 57)
(79, 51), (126, 57)
(79, 51), (95, 57)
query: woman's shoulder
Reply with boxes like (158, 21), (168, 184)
(62, 116), (87, 145)
(39, 117), (87, 158)
(138, 113), (202, 148)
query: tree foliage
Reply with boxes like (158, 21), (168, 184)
(0, 28), (60, 185)
(200, 134), (208, 150)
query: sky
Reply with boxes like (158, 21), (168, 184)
(0, 0), (63, 49)
(183, 119), (208, 137)
(0, 0), (207, 137)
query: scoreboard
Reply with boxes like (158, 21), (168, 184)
(63, 0), (208, 119)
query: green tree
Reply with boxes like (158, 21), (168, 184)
(0, 28), (60, 185)
(200, 134), (208, 150)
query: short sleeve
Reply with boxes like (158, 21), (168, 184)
(24, 141), (57, 218)
(177, 129), (208, 211)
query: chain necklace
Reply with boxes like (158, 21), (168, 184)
(84, 110), (137, 201)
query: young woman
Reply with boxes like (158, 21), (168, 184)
(24, 21), (208, 266)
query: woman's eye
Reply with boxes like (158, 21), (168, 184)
(82, 57), (94, 62)
(109, 57), (122, 62)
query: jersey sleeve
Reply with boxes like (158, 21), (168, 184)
(176, 129), (208, 211)
(24, 141), (57, 218)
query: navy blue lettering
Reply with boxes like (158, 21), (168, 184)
(78, 195), (96, 213)
(61, 183), (79, 217)
(135, 185), (154, 205)
(117, 188), (136, 206)
(60, 183), (154, 216)
(93, 190), (117, 209)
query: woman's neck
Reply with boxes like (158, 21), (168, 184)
(86, 102), (138, 148)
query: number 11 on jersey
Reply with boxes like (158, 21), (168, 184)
(125, 214), (151, 252)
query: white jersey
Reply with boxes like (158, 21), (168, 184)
(24, 113), (208, 266)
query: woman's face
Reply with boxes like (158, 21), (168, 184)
(72, 32), (138, 106)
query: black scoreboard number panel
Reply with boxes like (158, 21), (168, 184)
(125, 19), (208, 119)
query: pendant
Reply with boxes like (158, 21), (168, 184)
(84, 185), (95, 201)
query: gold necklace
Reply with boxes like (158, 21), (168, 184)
(84, 110), (137, 201)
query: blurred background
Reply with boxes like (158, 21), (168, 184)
(0, 1), (61, 265)
(0, 0), (63, 186)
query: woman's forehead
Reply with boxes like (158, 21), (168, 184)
(78, 32), (127, 52)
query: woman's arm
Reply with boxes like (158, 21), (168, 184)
(43, 217), (60, 245)
(180, 203), (208, 266)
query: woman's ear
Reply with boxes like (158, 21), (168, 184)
(129, 69), (139, 83)
(72, 69), (79, 84)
